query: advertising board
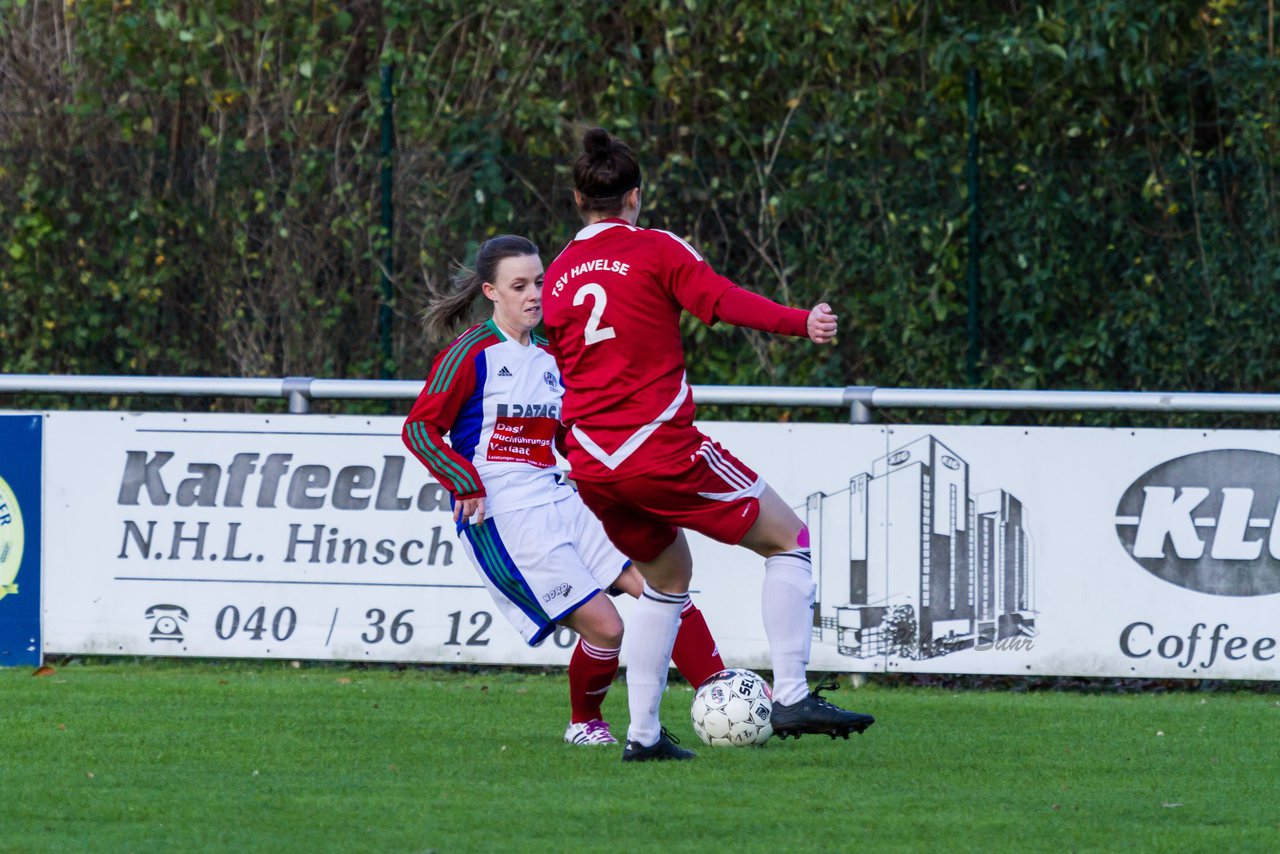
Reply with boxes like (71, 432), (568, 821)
(34, 412), (1280, 679)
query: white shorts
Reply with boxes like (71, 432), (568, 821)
(458, 491), (631, 645)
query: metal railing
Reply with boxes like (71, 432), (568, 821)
(6, 374), (1280, 422)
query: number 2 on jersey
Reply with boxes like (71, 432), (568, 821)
(573, 283), (617, 345)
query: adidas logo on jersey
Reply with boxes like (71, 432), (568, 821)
(498, 366), (513, 377)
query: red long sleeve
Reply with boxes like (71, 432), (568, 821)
(402, 341), (487, 501)
(711, 286), (809, 337)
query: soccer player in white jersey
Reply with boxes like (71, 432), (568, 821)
(403, 235), (724, 747)
(543, 129), (876, 761)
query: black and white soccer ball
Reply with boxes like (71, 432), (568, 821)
(690, 668), (773, 747)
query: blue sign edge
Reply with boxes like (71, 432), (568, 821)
(0, 414), (43, 667)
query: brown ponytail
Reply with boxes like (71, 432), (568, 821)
(572, 127), (642, 217)
(420, 235), (539, 345)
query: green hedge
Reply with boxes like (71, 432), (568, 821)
(1, 0), (1277, 415)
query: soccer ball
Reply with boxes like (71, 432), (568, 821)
(690, 668), (773, 747)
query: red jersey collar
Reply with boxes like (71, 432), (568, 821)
(574, 218), (636, 241)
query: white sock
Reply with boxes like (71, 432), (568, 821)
(624, 583), (688, 747)
(763, 549), (815, 706)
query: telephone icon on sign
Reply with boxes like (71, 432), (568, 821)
(145, 604), (189, 642)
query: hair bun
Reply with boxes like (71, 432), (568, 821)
(583, 127), (613, 159)
(572, 128), (640, 207)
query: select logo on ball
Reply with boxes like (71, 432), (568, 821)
(0, 474), (24, 602)
(690, 668), (773, 747)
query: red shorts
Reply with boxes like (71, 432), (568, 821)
(574, 438), (765, 562)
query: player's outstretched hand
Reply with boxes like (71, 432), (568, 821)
(453, 496), (486, 526)
(807, 302), (837, 344)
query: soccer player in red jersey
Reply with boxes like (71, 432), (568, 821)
(403, 235), (724, 747)
(543, 129), (876, 761)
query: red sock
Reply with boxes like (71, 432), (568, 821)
(671, 600), (725, 688)
(568, 639), (620, 723)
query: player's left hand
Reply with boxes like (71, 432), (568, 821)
(807, 302), (837, 344)
(454, 496), (486, 526)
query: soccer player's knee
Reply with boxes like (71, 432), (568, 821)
(581, 619), (623, 649)
(599, 624), (624, 649)
(642, 564), (692, 594)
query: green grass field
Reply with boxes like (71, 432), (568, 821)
(2, 659), (1277, 853)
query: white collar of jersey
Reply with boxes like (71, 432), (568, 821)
(574, 218), (636, 241)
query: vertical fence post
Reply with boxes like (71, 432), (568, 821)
(379, 64), (396, 382)
(283, 377), (314, 414)
(845, 386), (875, 424)
(965, 67), (982, 387)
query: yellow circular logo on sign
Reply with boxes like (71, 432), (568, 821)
(0, 474), (24, 601)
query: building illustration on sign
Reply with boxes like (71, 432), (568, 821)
(805, 434), (1036, 660)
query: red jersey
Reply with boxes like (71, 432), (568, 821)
(542, 219), (738, 480)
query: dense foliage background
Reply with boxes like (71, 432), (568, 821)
(2, 0), (1277, 415)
